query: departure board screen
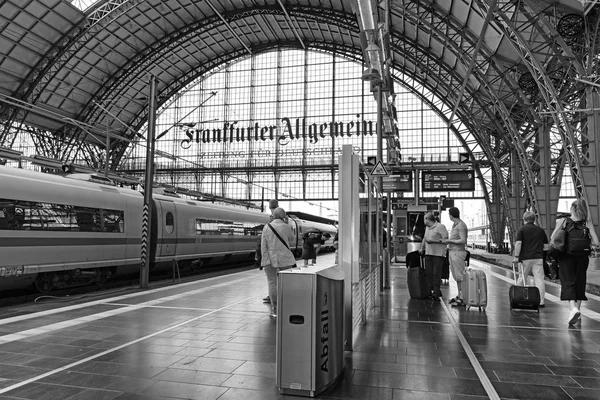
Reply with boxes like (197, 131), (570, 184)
(382, 172), (413, 192)
(421, 170), (475, 192)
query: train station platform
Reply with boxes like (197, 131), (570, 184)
(1, 252), (600, 400)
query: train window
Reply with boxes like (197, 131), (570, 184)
(196, 218), (263, 236)
(165, 212), (174, 234)
(0, 198), (123, 233)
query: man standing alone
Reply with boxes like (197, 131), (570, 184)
(442, 207), (468, 306)
(419, 212), (448, 301)
(514, 211), (548, 307)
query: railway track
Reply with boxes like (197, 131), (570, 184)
(0, 261), (258, 313)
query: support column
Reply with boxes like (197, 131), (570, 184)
(488, 169), (507, 248)
(339, 145), (359, 351)
(532, 118), (560, 235)
(505, 150), (523, 248)
(582, 88), (600, 237)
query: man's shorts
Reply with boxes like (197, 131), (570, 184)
(448, 250), (467, 282)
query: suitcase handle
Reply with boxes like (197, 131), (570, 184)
(512, 261), (525, 286)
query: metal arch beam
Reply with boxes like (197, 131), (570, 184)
(388, 6), (517, 240)
(0, 0), (145, 147)
(448, 0), (497, 124)
(389, 67), (499, 225)
(388, 3), (550, 243)
(483, 1), (589, 226)
(61, 13), (232, 161)
(111, 40), (363, 164)
(395, 1), (572, 239)
(204, 0), (253, 55)
(60, 5), (361, 162)
(393, 0), (561, 193)
(276, 0), (306, 49)
(390, 48), (511, 240)
(1, 3), (332, 155)
(81, 5), (361, 157)
(391, 63), (512, 245)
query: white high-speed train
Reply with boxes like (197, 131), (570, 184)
(0, 166), (337, 292)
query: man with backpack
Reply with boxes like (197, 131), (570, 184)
(550, 199), (600, 325)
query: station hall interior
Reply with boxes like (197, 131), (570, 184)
(2, 1), (600, 399)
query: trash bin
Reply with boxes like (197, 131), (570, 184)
(276, 264), (344, 397)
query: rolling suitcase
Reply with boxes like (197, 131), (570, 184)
(509, 261), (540, 311)
(407, 255), (430, 299)
(405, 250), (421, 269)
(463, 267), (487, 311)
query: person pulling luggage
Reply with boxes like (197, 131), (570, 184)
(513, 211), (548, 308)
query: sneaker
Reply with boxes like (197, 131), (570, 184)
(539, 304), (545, 308)
(449, 297), (458, 305)
(269, 312), (277, 318)
(455, 298), (465, 306)
(568, 308), (581, 325)
(263, 296), (271, 304)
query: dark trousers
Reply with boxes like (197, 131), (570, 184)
(559, 255), (589, 301)
(424, 255), (443, 297)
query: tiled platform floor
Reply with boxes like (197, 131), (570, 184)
(0, 253), (599, 399)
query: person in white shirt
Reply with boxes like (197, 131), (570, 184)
(419, 212), (448, 301)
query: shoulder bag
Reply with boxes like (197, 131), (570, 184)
(548, 219), (567, 259)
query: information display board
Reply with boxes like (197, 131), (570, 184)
(421, 170), (475, 192)
(382, 172), (413, 192)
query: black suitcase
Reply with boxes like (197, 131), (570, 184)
(405, 251), (421, 269)
(407, 255), (430, 299)
(509, 261), (540, 311)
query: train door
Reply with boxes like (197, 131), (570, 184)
(392, 205), (426, 263)
(393, 209), (408, 262)
(156, 200), (177, 258)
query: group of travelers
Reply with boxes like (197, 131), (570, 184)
(419, 207), (469, 305)
(258, 197), (600, 325)
(419, 199), (600, 326)
(255, 199), (327, 319)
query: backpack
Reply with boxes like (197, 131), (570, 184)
(565, 218), (592, 256)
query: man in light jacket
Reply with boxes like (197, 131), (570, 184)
(259, 199), (280, 304)
(261, 207), (297, 318)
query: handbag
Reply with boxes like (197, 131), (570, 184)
(548, 219), (567, 259)
(268, 224), (297, 267)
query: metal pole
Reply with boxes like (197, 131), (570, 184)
(377, 84), (383, 292)
(385, 195), (391, 289)
(367, 177), (372, 318)
(140, 75), (157, 289)
(105, 120), (110, 178)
